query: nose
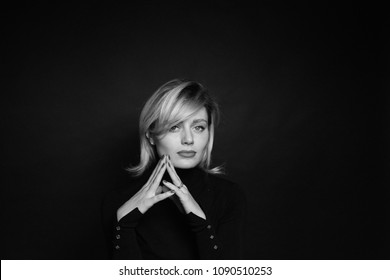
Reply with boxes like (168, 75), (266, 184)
(181, 126), (194, 145)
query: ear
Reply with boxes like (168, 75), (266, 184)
(146, 132), (155, 145)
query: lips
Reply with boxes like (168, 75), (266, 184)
(177, 150), (197, 158)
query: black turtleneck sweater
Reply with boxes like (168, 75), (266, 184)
(102, 167), (246, 259)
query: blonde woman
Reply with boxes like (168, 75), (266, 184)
(102, 79), (246, 259)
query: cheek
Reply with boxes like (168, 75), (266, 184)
(198, 132), (210, 151)
(156, 142), (170, 155)
(155, 136), (176, 155)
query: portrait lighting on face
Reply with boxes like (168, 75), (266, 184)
(127, 79), (222, 176)
(153, 107), (210, 169)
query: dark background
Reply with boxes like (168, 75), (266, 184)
(2, 2), (388, 259)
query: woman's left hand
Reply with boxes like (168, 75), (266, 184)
(161, 157), (206, 220)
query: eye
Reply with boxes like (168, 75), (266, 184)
(193, 125), (206, 132)
(169, 125), (180, 132)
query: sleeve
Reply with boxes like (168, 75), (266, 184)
(185, 184), (246, 259)
(215, 185), (246, 259)
(185, 212), (222, 259)
(111, 208), (144, 259)
(101, 190), (144, 259)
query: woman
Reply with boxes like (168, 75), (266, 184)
(102, 79), (246, 259)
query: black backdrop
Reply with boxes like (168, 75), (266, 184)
(2, 2), (388, 259)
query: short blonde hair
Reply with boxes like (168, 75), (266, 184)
(127, 79), (222, 176)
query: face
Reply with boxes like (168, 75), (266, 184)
(154, 107), (210, 169)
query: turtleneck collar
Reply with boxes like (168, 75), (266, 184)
(174, 167), (202, 181)
(163, 167), (206, 192)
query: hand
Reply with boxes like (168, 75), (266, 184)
(117, 155), (174, 221)
(157, 183), (186, 214)
(162, 157), (206, 220)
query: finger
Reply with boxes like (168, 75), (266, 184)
(156, 185), (170, 194)
(153, 189), (175, 203)
(166, 158), (182, 186)
(161, 184), (170, 193)
(150, 160), (167, 191)
(145, 158), (162, 186)
(146, 155), (166, 186)
(162, 180), (184, 198)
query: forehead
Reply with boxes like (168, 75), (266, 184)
(185, 107), (208, 123)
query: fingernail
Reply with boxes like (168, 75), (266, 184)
(170, 190), (175, 193)
(163, 180), (167, 184)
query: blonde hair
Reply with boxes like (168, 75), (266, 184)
(127, 79), (223, 176)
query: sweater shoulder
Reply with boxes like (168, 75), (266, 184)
(206, 173), (246, 213)
(207, 172), (236, 186)
(207, 173), (243, 195)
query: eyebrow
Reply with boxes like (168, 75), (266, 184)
(192, 119), (208, 124)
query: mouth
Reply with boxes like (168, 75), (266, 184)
(177, 150), (197, 158)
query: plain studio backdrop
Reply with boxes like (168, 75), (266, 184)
(2, 2), (388, 259)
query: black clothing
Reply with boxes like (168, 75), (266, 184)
(102, 167), (245, 259)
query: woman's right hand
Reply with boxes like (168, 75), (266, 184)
(116, 155), (174, 221)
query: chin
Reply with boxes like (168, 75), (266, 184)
(173, 158), (200, 169)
